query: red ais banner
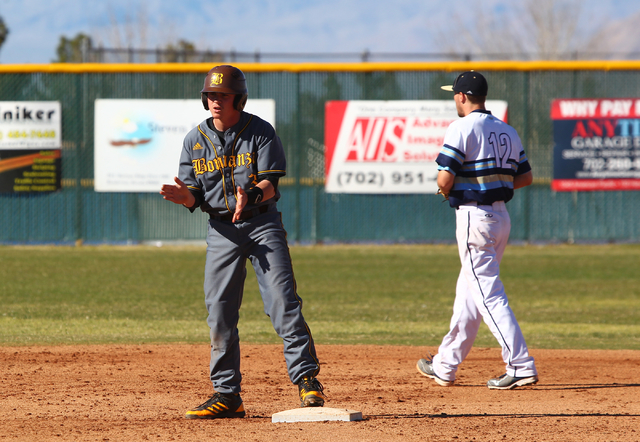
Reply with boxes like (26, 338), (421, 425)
(324, 100), (508, 194)
(551, 98), (640, 192)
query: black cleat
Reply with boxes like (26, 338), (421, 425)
(185, 392), (246, 419)
(297, 376), (325, 407)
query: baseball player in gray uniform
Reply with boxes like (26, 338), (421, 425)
(160, 65), (325, 418)
(416, 71), (539, 390)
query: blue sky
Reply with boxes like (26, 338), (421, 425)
(1, 0), (639, 64)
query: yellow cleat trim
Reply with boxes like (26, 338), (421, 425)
(301, 391), (324, 400)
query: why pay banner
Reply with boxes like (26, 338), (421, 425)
(551, 98), (640, 191)
(324, 100), (507, 194)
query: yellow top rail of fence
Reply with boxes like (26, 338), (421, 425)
(2, 60), (640, 74)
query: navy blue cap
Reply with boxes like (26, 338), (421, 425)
(441, 71), (488, 96)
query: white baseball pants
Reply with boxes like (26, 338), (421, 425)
(433, 201), (537, 381)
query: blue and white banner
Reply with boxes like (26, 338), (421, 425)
(94, 99), (275, 192)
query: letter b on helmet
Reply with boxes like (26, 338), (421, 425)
(201, 65), (248, 111)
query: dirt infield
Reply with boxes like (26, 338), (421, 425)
(2, 344), (639, 441)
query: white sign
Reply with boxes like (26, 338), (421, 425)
(94, 99), (276, 192)
(0, 101), (61, 149)
(324, 100), (508, 194)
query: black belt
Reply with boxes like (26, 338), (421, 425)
(209, 205), (270, 222)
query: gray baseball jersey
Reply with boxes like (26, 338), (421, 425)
(177, 111), (321, 393)
(179, 111), (286, 215)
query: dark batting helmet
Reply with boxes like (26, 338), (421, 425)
(200, 65), (248, 111)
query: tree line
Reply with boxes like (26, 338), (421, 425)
(0, 0), (639, 64)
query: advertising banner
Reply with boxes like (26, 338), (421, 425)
(94, 99), (275, 192)
(324, 100), (508, 194)
(0, 101), (61, 149)
(551, 98), (640, 191)
(0, 101), (61, 192)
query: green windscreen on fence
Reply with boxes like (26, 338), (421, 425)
(1, 61), (639, 244)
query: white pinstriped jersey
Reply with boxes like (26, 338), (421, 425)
(436, 109), (531, 207)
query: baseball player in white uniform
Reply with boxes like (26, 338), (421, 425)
(416, 71), (538, 389)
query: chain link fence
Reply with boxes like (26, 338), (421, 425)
(1, 62), (640, 244)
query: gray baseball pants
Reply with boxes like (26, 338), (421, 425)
(203, 207), (320, 394)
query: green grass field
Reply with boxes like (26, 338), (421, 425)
(1, 244), (639, 349)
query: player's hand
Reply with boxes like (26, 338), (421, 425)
(233, 186), (248, 223)
(160, 177), (195, 207)
(437, 188), (449, 201)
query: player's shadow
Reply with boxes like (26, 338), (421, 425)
(365, 382), (640, 420)
(247, 242), (274, 273)
(456, 382), (640, 390)
(534, 382), (640, 390)
(366, 411), (640, 420)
